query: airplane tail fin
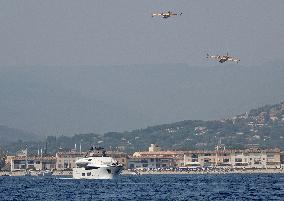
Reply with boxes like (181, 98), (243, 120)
(206, 53), (209, 58)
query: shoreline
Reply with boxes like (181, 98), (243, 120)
(0, 170), (73, 177)
(1, 169), (284, 177)
(127, 168), (284, 175)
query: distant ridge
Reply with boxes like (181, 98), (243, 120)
(100, 100), (284, 151)
(1, 100), (284, 154)
(0, 125), (39, 144)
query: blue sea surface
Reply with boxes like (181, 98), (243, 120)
(0, 174), (283, 201)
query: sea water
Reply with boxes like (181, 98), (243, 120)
(0, 174), (283, 200)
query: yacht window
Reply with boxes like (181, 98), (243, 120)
(82, 173), (85, 176)
(85, 166), (99, 170)
(77, 164), (86, 168)
(88, 159), (92, 161)
(87, 172), (91, 176)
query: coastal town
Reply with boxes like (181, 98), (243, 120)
(1, 143), (283, 176)
(1, 101), (283, 177)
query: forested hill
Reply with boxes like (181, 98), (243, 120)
(0, 125), (39, 144)
(2, 101), (284, 154)
(101, 101), (284, 152)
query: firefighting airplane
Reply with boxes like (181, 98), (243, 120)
(152, 11), (182, 19)
(206, 53), (240, 64)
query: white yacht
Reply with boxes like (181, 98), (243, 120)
(73, 147), (123, 179)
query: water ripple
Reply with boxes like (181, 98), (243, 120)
(0, 174), (283, 201)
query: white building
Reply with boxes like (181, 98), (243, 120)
(149, 144), (161, 152)
(183, 148), (281, 169)
(128, 157), (174, 169)
(55, 151), (84, 170)
(10, 156), (56, 171)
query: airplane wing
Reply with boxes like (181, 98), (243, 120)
(170, 12), (182, 16)
(152, 13), (162, 17)
(208, 55), (220, 60)
(228, 57), (240, 63)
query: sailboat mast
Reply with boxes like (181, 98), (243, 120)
(25, 148), (28, 170)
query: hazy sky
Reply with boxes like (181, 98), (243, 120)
(0, 1), (284, 136)
(1, 0), (284, 66)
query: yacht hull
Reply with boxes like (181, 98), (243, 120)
(73, 166), (123, 179)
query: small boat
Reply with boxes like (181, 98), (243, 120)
(37, 170), (53, 177)
(24, 170), (31, 176)
(120, 169), (140, 176)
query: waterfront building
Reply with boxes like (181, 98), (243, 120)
(132, 145), (186, 167)
(185, 151), (222, 167)
(135, 144), (281, 169)
(265, 149), (281, 168)
(128, 156), (175, 169)
(133, 150), (185, 167)
(6, 144), (282, 172)
(281, 151), (284, 168)
(183, 148), (281, 169)
(106, 151), (128, 168)
(10, 156), (56, 171)
(230, 150), (266, 168)
(55, 151), (84, 170)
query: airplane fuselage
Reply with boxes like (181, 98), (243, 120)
(219, 56), (229, 63)
(207, 54), (240, 64)
(152, 11), (181, 19)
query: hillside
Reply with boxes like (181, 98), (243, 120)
(0, 125), (39, 144)
(2, 101), (284, 154)
(101, 101), (284, 152)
